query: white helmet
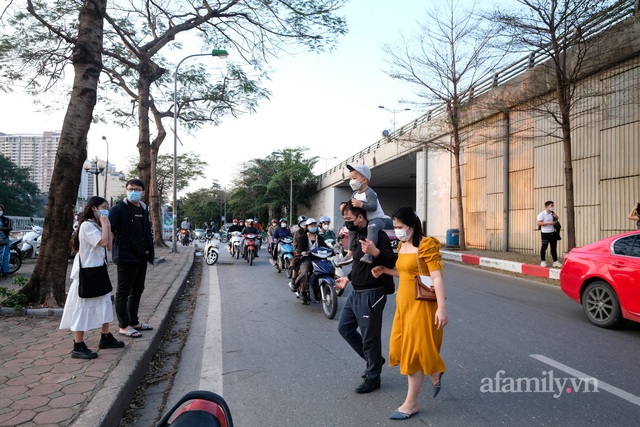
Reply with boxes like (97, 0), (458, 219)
(305, 217), (317, 226)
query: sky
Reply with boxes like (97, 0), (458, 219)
(0, 0), (487, 192)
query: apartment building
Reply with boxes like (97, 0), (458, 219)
(0, 131), (60, 193)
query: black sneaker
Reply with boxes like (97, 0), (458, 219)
(99, 333), (125, 349)
(355, 378), (380, 394)
(71, 342), (98, 359)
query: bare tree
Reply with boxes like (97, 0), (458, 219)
(384, 0), (500, 250)
(489, 0), (621, 250)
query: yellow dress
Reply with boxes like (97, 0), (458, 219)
(389, 237), (446, 376)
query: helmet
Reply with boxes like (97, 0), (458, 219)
(232, 218), (238, 224)
(184, 217), (189, 220)
(279, 217), (287, 223)
(305, 217), (317, 226)
(319, 216), (330, 223)
(246, 218), (254, 224)
(297, 215), (307, 225)
(271, 219), (277, 224)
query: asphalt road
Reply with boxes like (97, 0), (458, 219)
(169, 244), (640, 427)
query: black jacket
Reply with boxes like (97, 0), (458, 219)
(347, 226), (397, 293)
(109, 199), (155, 264)
(296, 233), (328, 254)
(0, 215), (11, 236)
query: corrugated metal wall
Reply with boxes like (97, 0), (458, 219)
(451, 55), (640, 254)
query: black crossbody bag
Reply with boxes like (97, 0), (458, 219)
(78, 223), (112, 299)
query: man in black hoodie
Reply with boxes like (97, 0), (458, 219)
(335, 202), (396, 394)
(109, 179), (155, 338)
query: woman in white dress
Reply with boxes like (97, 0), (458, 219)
(60, 196), (124, 359)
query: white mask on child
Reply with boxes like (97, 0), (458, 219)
(349, 179), (362, 191)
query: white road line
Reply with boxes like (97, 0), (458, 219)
(531, 354), (640, 407)
(200, 264), (224, 393)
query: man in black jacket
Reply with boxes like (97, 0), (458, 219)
(109, 179), (155, 338)
(335, 202), (396, 394)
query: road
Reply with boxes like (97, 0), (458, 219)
(167, 244), (640, 426)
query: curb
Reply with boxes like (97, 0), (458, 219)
(441, 250), (560, 280)
(72, 251), (195, 427)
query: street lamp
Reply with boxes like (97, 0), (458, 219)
(320, 156), (337, 171)
(272, 151), (293, 226)
(101, 136), (109, 202)
(172, 48), (229, 253)
(83, 157), (107, 197)
(378, 105), (411, 131)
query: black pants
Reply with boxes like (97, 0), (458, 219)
(115, 262), (148, 329)
(540, 232), (558, 262)
(338, 288), (387, 382)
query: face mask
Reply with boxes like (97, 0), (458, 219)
(127, 190), (142, 202)
(280, 222), (287, 228)
(99, 209), (109, 218)
(395, 227), (411, 242)
(344, 220), (359, 232)
(0, 211), (3, 217)
(550, 207), (555, 212)
(349, 179), (362, 191)
(322, 224), (329, 231)
(308, 226), (318, 233)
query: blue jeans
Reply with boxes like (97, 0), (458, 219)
(0, 234), (10, 274)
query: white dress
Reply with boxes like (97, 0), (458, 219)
(59, 221), (113, 332)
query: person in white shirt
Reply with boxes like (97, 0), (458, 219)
(536, 201), (562, 268)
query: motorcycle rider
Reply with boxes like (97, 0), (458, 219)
(293, 218), (330, 304)
(226, 219), (243, 250)
(290, 215), (308, 289)
(271, 218), (293, 261)
(240, 218), (260, 258)
(267, 219), (278, 256)
(180, 217), (191, 242)
(318, 215), (336, 241)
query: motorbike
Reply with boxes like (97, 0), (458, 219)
(203, 232), (221, 265)
(20, 224), (43, 258)
(156, 390), (233, 427)
(228, 231), (242, 259)
(8, 239), (23, 274)
(243, 233), (259, 266)
(179, 228), (191, 246)
(293, 246), (338, 319)
(273, 236), (294, 278)
(219, 231), (229, 243)
(326, 239), (349, 297)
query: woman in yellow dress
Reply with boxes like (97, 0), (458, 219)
(372, 207), (448, 420)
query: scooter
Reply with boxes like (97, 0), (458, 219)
(295, 246), (338, 319)
(20, 224), (42, 258)
(228, 231), (242, 259)
(243, 233), (258, 266)
(274, 236), (294, 278)
(8, 239), (23, 274)
(203, 232), (220, 265)
(156, 390), (233, 427)
(326, 239), (349, 297)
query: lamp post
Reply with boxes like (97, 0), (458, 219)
(172, 49), (229, 253)
(378, 105), (411, 131)
(271, 151), (293, 226)
(83, 157), (107, 197)
(101, 136), (109, 202)
(320, 156), (337, 171)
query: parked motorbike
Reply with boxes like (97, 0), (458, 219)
(273, 236), (294, 278)
(180, 228), (191, 246)
(20, 224), (43, 258)
(203, 232), (220, 265)
(294, 246), (338, 319)
(243, 233), (259, 266)
(228, 231), (242, 259)
(8, 239), (23, 274)
(156, 390), (233, 427)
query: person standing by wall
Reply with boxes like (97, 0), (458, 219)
(372, 208), (447, 420)
(335, 202), (396, 394)
(628, 202), (640, 230)
(109, 179), (155, 338)
(0, 204), (12, 279)
(537, 201), (562, 268)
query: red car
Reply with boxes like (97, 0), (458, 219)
(560, 230), (640, 328)
(338, 217), (398, 254)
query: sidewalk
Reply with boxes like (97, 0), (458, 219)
(0, 245), (194, 427)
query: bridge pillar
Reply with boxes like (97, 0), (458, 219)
(416, 146), (428, 230)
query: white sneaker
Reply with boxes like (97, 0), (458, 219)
(552, 261), (563, 268)
(540, 261), (547, 267)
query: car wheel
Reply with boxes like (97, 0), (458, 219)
(582, 281), (623, 329)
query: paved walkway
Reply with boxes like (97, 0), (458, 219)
(0, 246), (194, 427)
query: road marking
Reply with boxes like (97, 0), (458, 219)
(531, 354), (640, 407)
(200, 264), (224, 394)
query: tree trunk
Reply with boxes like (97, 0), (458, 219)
(136, 76), (153, 204)
(453, 142), (466, 251)
(20, 0), (106, 306)
(150, 104), (168, 247)
(561, 116), (576, 250)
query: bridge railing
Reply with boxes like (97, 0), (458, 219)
(320, 0), (638, 180)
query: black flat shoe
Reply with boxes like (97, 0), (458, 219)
(432, 372), (443, 398)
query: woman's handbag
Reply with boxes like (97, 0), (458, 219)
(78, 248), (112, 299)
(414, 252), (437, 301)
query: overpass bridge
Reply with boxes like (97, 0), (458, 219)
(307, 0), (640, 254)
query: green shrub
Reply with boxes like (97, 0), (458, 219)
(0, 286), (28, 311)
